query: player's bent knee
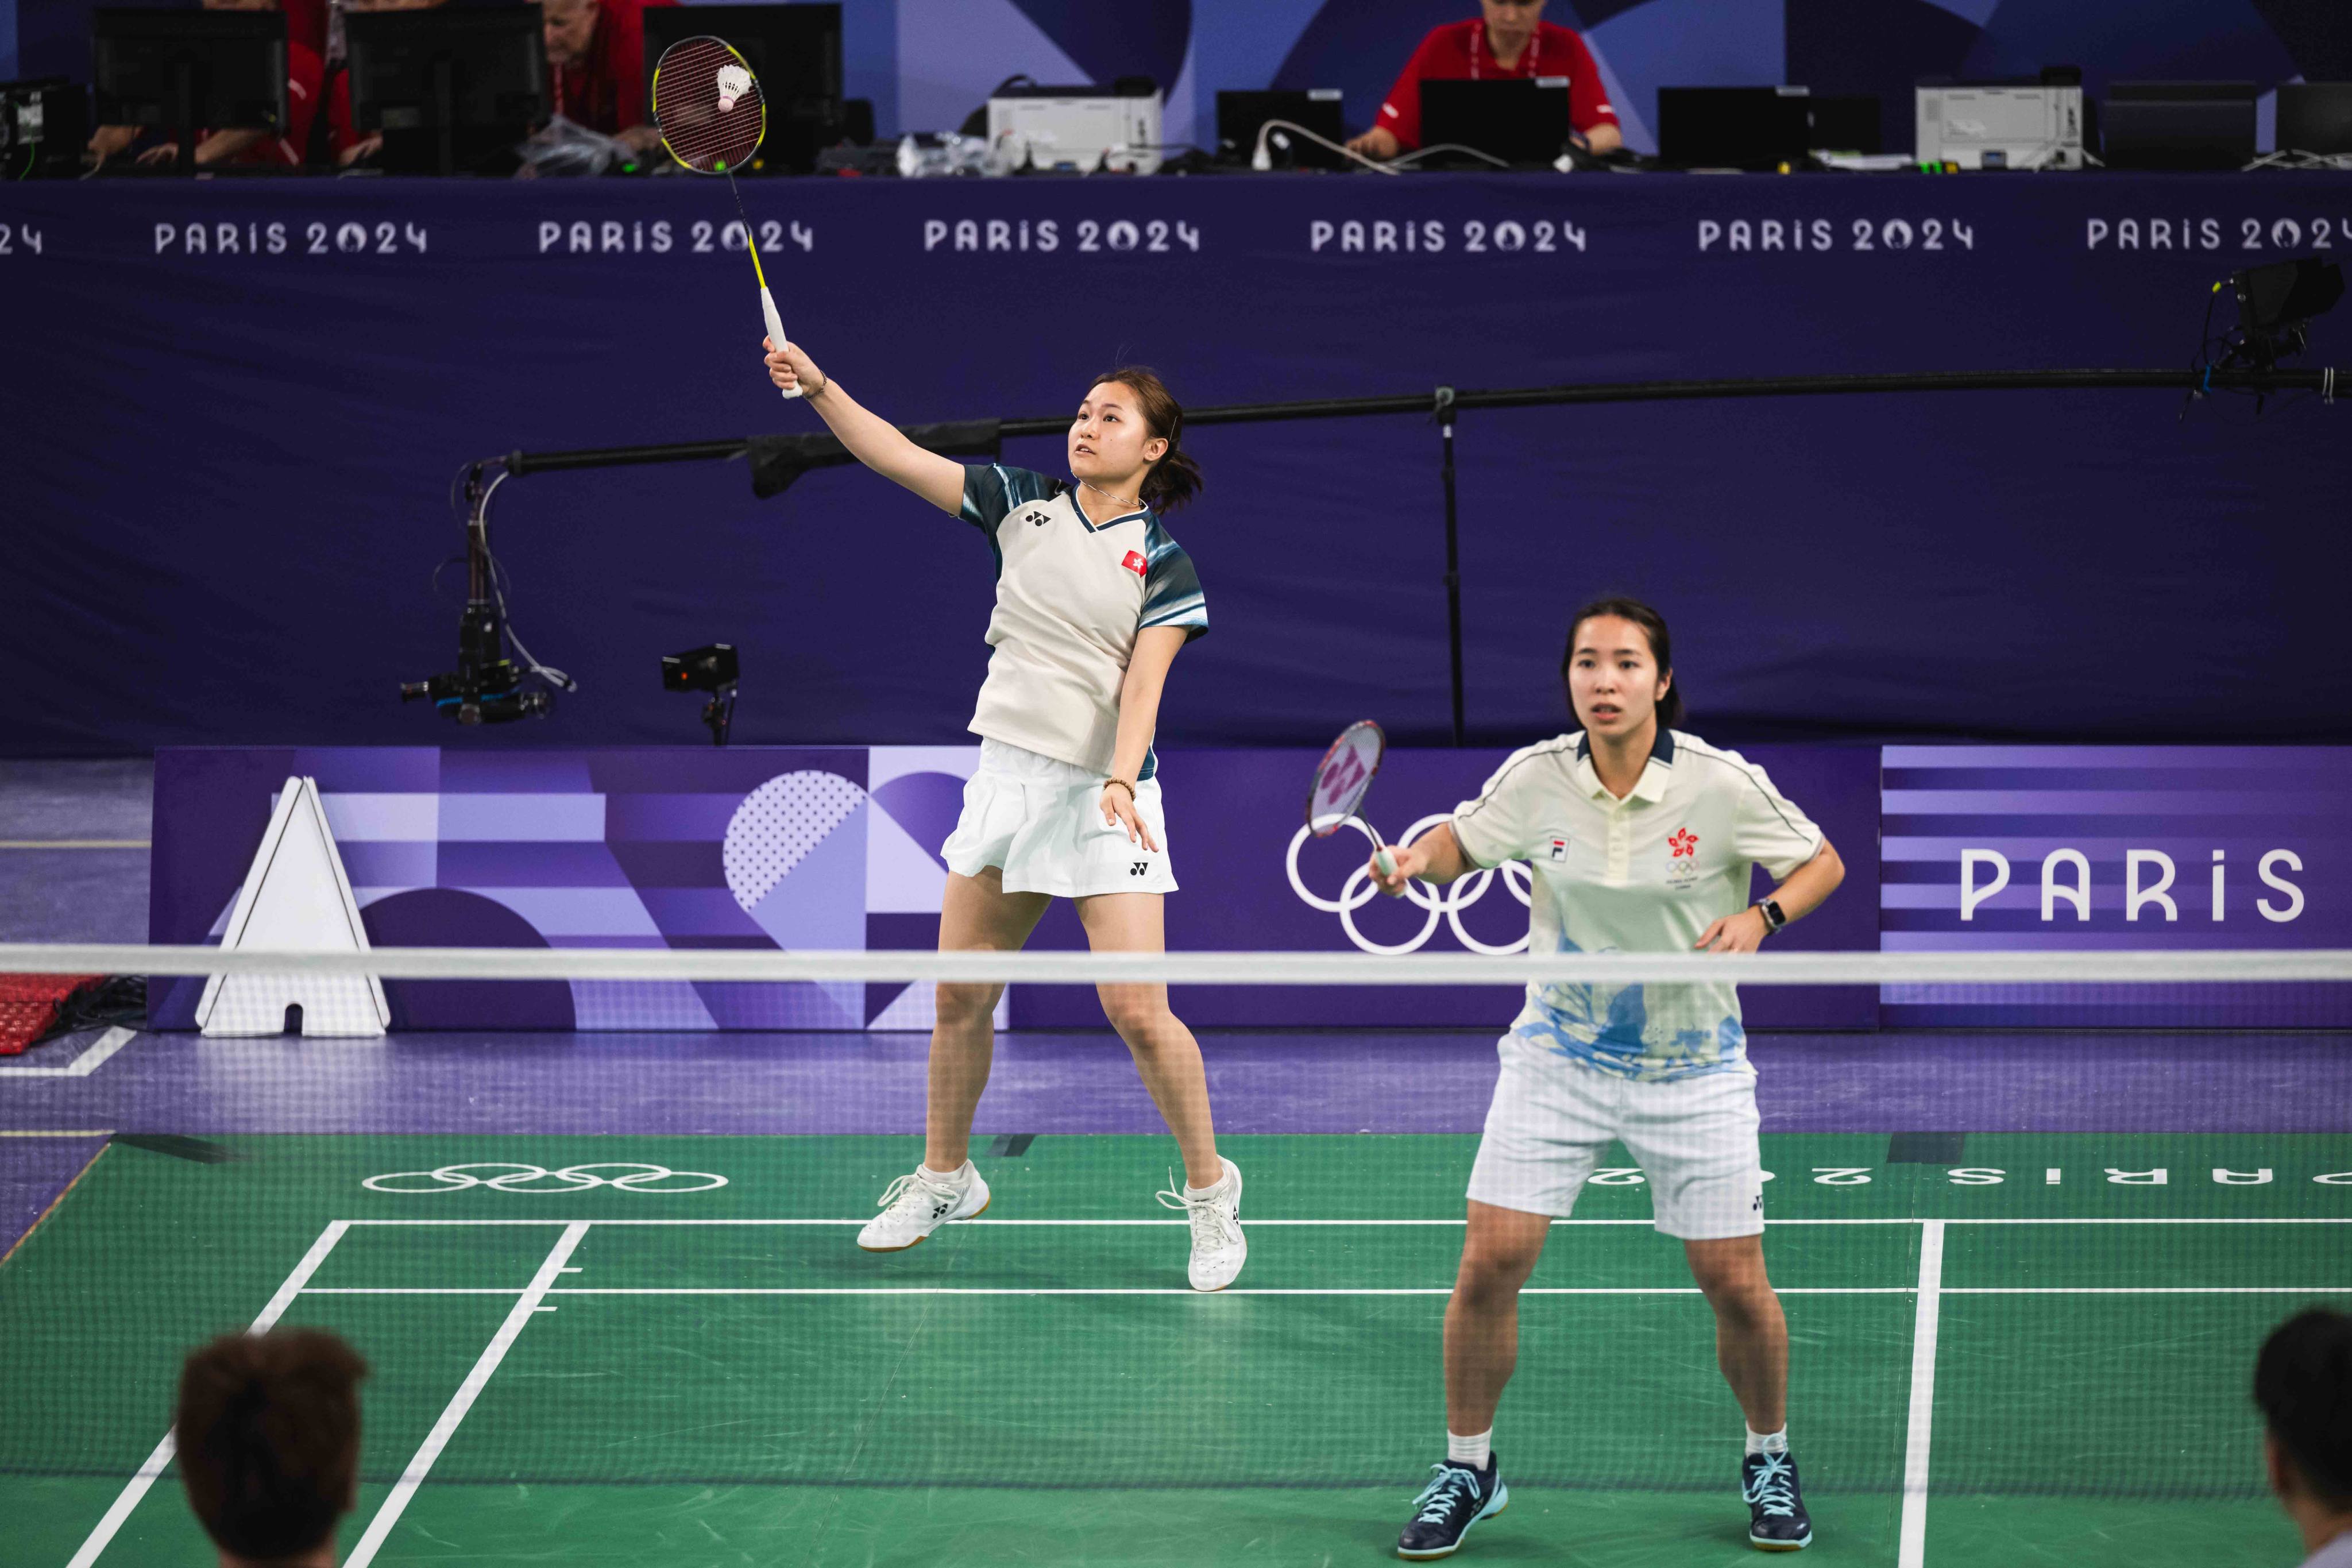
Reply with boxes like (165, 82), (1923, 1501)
(1456, 1248), (1543, 1301)
(1697, 1275), (1781, 1325)
(1096, 988), (1172, 1041)
(934, 982), (1001, 1028)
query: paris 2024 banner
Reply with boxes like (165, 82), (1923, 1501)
(149, 745), (2346, 1032)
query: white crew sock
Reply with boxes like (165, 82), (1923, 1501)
(1184, 1160), (1231, 1199)
(1447, 1430), (1492, 1469)
(1745, 1426), (1789, 1457)
(922, 1161), (973, 1188)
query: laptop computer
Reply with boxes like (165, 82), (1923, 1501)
(1656, 86), (1811, 169)
(1216, 88), (1346, 169)
(1418, 78), (1573, 167)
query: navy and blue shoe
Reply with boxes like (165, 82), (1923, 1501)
(1396, 1457), (1508, 1560)
(1742, 1450), (1812, 1551)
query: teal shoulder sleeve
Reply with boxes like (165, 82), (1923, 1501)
(960, 464), (1059, 535)
(1139, 519), (1208, 640)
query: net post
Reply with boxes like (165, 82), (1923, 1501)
(1435, 385), (1463, 746)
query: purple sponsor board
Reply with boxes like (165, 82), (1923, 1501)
(150, 743), (1880, 1032)
(1880, 746), (2352, 1026)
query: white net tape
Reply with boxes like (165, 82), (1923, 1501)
(5, 943), (2350, 986)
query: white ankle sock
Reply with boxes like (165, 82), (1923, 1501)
(1447, 1430), (1492, 1468)
(922, 1161), (972, 1187)
(1745, 1426), (1788, 1457)
(1184, 1161), (1231, 1199)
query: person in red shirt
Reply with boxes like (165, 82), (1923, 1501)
(85, 0), (323, 169)
(1347, 0), (1622, 161)
(543, 0), (677, 156)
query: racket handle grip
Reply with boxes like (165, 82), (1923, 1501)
(1375, 846), (1398, 878)
(761, 287), (804, 401)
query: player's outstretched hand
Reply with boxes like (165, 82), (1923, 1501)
(1370, 842), (1422, 897)
(762, 337), (827, 397)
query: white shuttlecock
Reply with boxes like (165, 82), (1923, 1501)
(716, 63), (752, 113)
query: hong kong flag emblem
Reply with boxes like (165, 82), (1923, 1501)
(1669, 829), (1698, 858)
(1122, 550), (1147, 576)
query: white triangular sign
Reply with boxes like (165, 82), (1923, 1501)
(198, 777), (389, 1037)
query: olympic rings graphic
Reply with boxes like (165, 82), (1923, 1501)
(362, 1162), (729, 1195)
(1286, 814), (1533, 956)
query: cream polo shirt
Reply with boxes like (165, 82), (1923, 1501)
(1450, 728), (1824, 1082)
(959, 465), (1207, 779)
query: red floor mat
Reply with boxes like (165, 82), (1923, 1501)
(0, 975), (99, 1054)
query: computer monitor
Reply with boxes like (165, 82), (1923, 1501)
(642, 4), (842, 174)
(1418, 79), (1573, 168)
(2102, 82), (2256, 170)
(2276, 83), (2352, 156)
(1, 78), (90, 178)
(1657, 86), (1810, 169)
(1216, 88), (1345, 169)
(92, 9), (286, 146)
(1806, 93), (1881, 155)
(346, 7), (546, 176)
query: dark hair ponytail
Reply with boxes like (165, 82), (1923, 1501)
(1562, 595), (1685, 730)
(1087, 365), (1202, 512)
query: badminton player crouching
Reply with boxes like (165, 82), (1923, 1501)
(1369, 597), (1844, 1558)
(760, 338), (1247, 1292)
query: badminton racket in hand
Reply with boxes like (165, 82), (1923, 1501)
(650, 37), (800, 400)
(1308, 720), (1395, 879)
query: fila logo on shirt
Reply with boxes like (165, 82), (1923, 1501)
(1121, 550), (1147, 576)
(1548, 838), (1568, 862)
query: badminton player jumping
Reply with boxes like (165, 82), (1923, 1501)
(1370, 597), (1845, 1558)
(759, 337), (1246, 1292)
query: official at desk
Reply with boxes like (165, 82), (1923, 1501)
(1347, 0), (1623, 162)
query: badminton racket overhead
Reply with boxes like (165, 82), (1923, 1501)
(1308, 720), (1396, 878)
(650, 36), (801, 400)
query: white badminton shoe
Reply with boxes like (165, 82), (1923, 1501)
(856, 1162), (991, 1252)
(1157, 1158), (1247, 1291)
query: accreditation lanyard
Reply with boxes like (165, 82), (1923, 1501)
(1466, 24), (1538, 80)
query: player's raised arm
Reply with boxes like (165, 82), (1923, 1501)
(760, 337), (967, 515)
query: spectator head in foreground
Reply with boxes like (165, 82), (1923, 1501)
(177, 1328), (369, 1568)
(2258, 1308), (2352, 1565)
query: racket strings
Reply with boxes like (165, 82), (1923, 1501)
(652, 37), (766, 173)
(1310, 721), (1386, 836)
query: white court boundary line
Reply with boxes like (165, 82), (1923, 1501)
(65, 1213), (2352, 1563)
(65, 1221), (350, 1568)
(1898, 1219), (1946, 1568)
(0, 1027), (134, 1079)
(342, 1223), (588, 1568)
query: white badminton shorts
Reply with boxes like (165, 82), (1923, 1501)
(1466, 1055), (1765, 1239)
(940, 739), (1178, 898)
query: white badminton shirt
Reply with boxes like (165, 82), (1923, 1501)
(1450, 728), (1824, 1082)
(959, 465), (1207, 779)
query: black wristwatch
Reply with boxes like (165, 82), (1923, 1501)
(1754, 898), (1787, 934)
